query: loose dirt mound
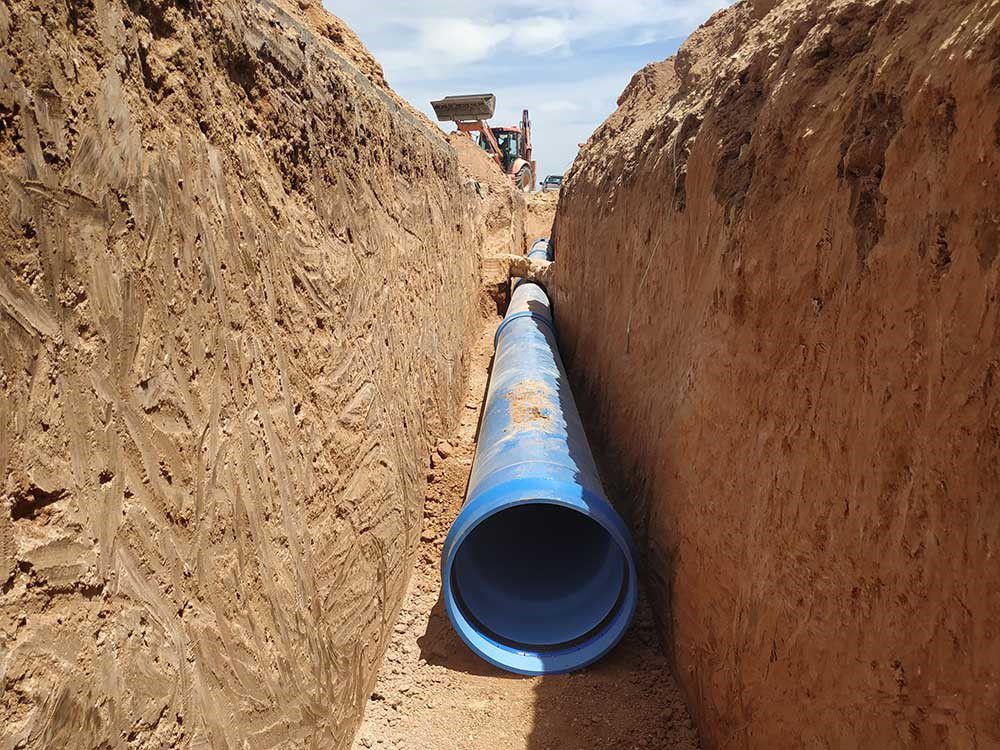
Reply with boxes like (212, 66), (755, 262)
(0, 0), (484, 746)
(553, 0), (1000, 746)
(449, 133), (527, 256)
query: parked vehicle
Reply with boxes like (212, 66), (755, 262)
(541, 175), (563, 192)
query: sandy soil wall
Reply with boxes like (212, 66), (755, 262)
(552, 0), (1000, 746)
(0, 0), (482, 747)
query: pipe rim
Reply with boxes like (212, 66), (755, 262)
(492, 308), (555, 348)
(441, 478), (638, 675)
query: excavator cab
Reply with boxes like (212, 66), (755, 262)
(479, 129), (521, 173)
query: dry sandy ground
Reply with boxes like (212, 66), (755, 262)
(525, 191), (559, 248)
(0, 0), (484, 745)
(351, 318), (700, 750)
(450, 134), (528, 256)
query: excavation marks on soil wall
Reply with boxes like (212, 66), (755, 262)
(0, 0), (480, 745)
(553, 0), (1000, 746)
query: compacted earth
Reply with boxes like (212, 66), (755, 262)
(8, 0), (994, 746)
(553, 0), (1000, 745)
(525, 191), (559, 246)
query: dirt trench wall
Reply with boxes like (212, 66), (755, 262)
(0, 0), (481, 747)
(552, 0), (1000, 746)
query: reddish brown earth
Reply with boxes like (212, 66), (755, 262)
(0, 0), (489, 746)
(449, 133), (527, 256)
(553, 0), (1000, 747)
(352, 124), (693, 750)
(7, 0), (997, 746)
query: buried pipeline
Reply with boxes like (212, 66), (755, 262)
(527, 237), (554, 262)
(442, 241), (637, 675)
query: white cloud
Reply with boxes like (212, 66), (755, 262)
(505, 0), (726, 29)
(412, 18), (513, 67)
(330, 1), (730, 77)
(534, 98), (581, 116)
(369, 14), (571, 77)
(509, 17), (571, 54)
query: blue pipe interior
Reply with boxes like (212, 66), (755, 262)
(452, 503), (626, 648)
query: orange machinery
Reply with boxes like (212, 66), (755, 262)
(431, 93), (536, 192)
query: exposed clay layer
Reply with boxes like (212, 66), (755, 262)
(553, 0), (1000, 746)
(0, 0), (483, 746)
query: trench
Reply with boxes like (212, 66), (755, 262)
(351, 256), (700, 750)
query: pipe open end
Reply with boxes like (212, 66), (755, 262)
(445, 500), (634, 671)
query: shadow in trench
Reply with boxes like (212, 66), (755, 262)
(470, 348), (495, 455)
(416, 595), (522, 680)
(525, 591), (701, 750)
(416, 333), (515, 680)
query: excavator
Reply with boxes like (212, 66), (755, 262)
(431, 93), (536, 192)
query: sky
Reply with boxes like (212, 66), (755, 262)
(326, 1), (732, 181)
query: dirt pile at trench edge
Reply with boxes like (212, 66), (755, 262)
(449, 132), (527, 257)
(552, 0), (1000, 746)
(0, 0), (496, 746)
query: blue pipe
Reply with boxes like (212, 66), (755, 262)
(527, 238), (553, 261)
(514, 239), (553, 292)
(441, 280), (637, 675)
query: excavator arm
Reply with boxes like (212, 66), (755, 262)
(456, 120), (504, 167)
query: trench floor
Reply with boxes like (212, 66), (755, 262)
(352, 317), (700, 750)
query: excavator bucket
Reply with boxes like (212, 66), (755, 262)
(431, 93), (496, 123)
